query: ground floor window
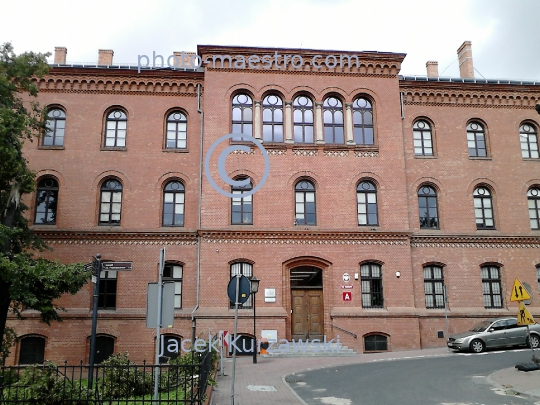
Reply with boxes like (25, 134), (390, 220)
(159, 334), (182, 363)
(94, 335), (115, 364)
(19, 336), (46, 364)
(364, 334), (388, 352)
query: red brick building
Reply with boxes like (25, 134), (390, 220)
(6, 42), (540, 364)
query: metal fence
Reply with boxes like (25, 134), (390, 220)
(0, 349), (214, 405)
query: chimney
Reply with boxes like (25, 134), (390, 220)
(457, 41), (474, 78)
(98, 49), (114, 66)
(426, 61), (438, 78)
(173, 51), (196, 68)
(54, 47), (67, 64)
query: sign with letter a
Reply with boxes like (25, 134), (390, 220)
(342, 292), (352, 301)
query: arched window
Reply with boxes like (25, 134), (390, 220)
(163, 263), (182, 308)
(34, 178), (59, 225)
(230, 262), (253, 309)
(232, 94), (253, 141)
(418, 186), (439, 229)
(163, 181), (185, 226)
(413, 120), (433, 156)
(262, 95), (283, 142)
(165, 111), (187, 149)
(423, 265), (444, 308)
(104, 109), (127, 147)
(43, 108), (65, 146)
(357, 181), (378, 226)
(467, 121), (487, 157)
(528, 188), (540, 230)
(293, 96), (314, 143)
(520, 123), (539, 159)
(94, 335), (114, 364)
(364, 334), (388, 352)
(19, 336), (45, 364)
(159, 334), (182, 363)
(473, 187), (494, 229)
(98, 269), (117, 309)
(295, 180), (316, 225)
(231, 178), (253, 224)
(360, 263), (383, 308)
(353, 98), (374, 145)
(99, 179), (122, 225)
(481, 265), (502, 308)
(323, 96), (344, 144)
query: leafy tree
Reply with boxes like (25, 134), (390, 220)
(0, 43), (90, 352)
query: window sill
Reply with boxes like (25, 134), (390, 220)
(162, 148), (189, 153)
(522, 158), (540, 161)
(101, 147), (127, 152)
(38, 145), (65, 150)
(469, 156), (491, 160)
(414, 155), (437, 159)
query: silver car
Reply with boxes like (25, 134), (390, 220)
(447, 317), (540, 353)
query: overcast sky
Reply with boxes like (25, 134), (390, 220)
(2, 0), (539, 80)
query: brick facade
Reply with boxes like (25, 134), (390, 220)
(5, 43), (540, 364)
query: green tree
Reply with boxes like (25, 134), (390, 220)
(0, 43), (90, 353)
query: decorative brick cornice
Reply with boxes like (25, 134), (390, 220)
(410, 235), (540, 248)
(37, 70), (203, 96)
(34, 230), (199, 245)
(400, 82), (539, 109)
(200, 230), (409, 246)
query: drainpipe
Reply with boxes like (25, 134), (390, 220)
(192, 82), (203, 342)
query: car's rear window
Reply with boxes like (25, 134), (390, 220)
(470, 320), (492, 332)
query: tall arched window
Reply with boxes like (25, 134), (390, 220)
(520, 123), (539, 159)
(232, 94), (253, 141)
(99, 179), (122, 225)
(231, 178), (253, 224)
(293, 96), (314, 143)
(165, 111), (187, 149)
(43, 108), (66, 146)
(467, 121), (487, 157)
(34, 178), (59, 225)
(19, 336), (46, 364)
(360, 263), (383, 308)
(528, 187), (540, 230)
(481, 265), (502, 308)
(418, 186), (439, 229)
(357, 181), (378, 226)
(423, 265), (444, 308)
(295, 180), (316, 225)
(104, 109), (127, 147)
(353, 98), (374, 145)
(262, 95), (283, 142)
(163, 262), (182, 308)
(323, 96), (344, 144)
(163, 181), (185, 226)
(473, 186), (494, 229)
(413, 120), (433, 156)
(230, 262), (253, 309)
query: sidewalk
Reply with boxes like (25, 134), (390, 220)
(209, 347), (540, 405)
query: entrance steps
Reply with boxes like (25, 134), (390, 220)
(262, 342), (358, 358)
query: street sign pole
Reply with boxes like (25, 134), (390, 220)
(230, 275), (240, 405)
(153, 248), (165, 403)
(88, 254), (102, 390)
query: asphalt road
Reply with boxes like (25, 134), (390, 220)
(288, 349), (539, 405)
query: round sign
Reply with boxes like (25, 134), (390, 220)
(342, 273), (350, 282)
(227, 275), (251, 305)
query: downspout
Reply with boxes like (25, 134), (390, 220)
(192, 82), (203, 342)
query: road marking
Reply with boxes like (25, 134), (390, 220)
(247, 385), (277, 392)
(315, 397), (352, 405)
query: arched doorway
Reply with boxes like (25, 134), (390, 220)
(290, 266), (324, 340)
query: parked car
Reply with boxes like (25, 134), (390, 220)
(447, 317), (540, 353)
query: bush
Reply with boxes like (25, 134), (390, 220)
(97, 352), (153, 399)
(2, 361), (91, 405)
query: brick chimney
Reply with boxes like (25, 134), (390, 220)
(457, 41), (474, 78)
(426, 61), (438, 77)
(54, 47), (67, 64)
(98, 49), (114, 66)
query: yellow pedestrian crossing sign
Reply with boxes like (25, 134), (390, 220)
(510, 278), (531, 302)
(517, 301), (535, 325)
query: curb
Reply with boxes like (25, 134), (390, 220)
(486, 369), (540, 401)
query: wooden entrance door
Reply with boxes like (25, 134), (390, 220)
(291, 289), (324, 340)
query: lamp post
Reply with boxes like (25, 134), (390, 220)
(250, 276), (260, 364)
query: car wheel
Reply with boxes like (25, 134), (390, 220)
(470, 339), (485, 353)
(528, 334), (540, 349)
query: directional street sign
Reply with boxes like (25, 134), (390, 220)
(517, 301), (535, 325)
(102, 261), (133, 271)
(510, 278), (532, 302)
